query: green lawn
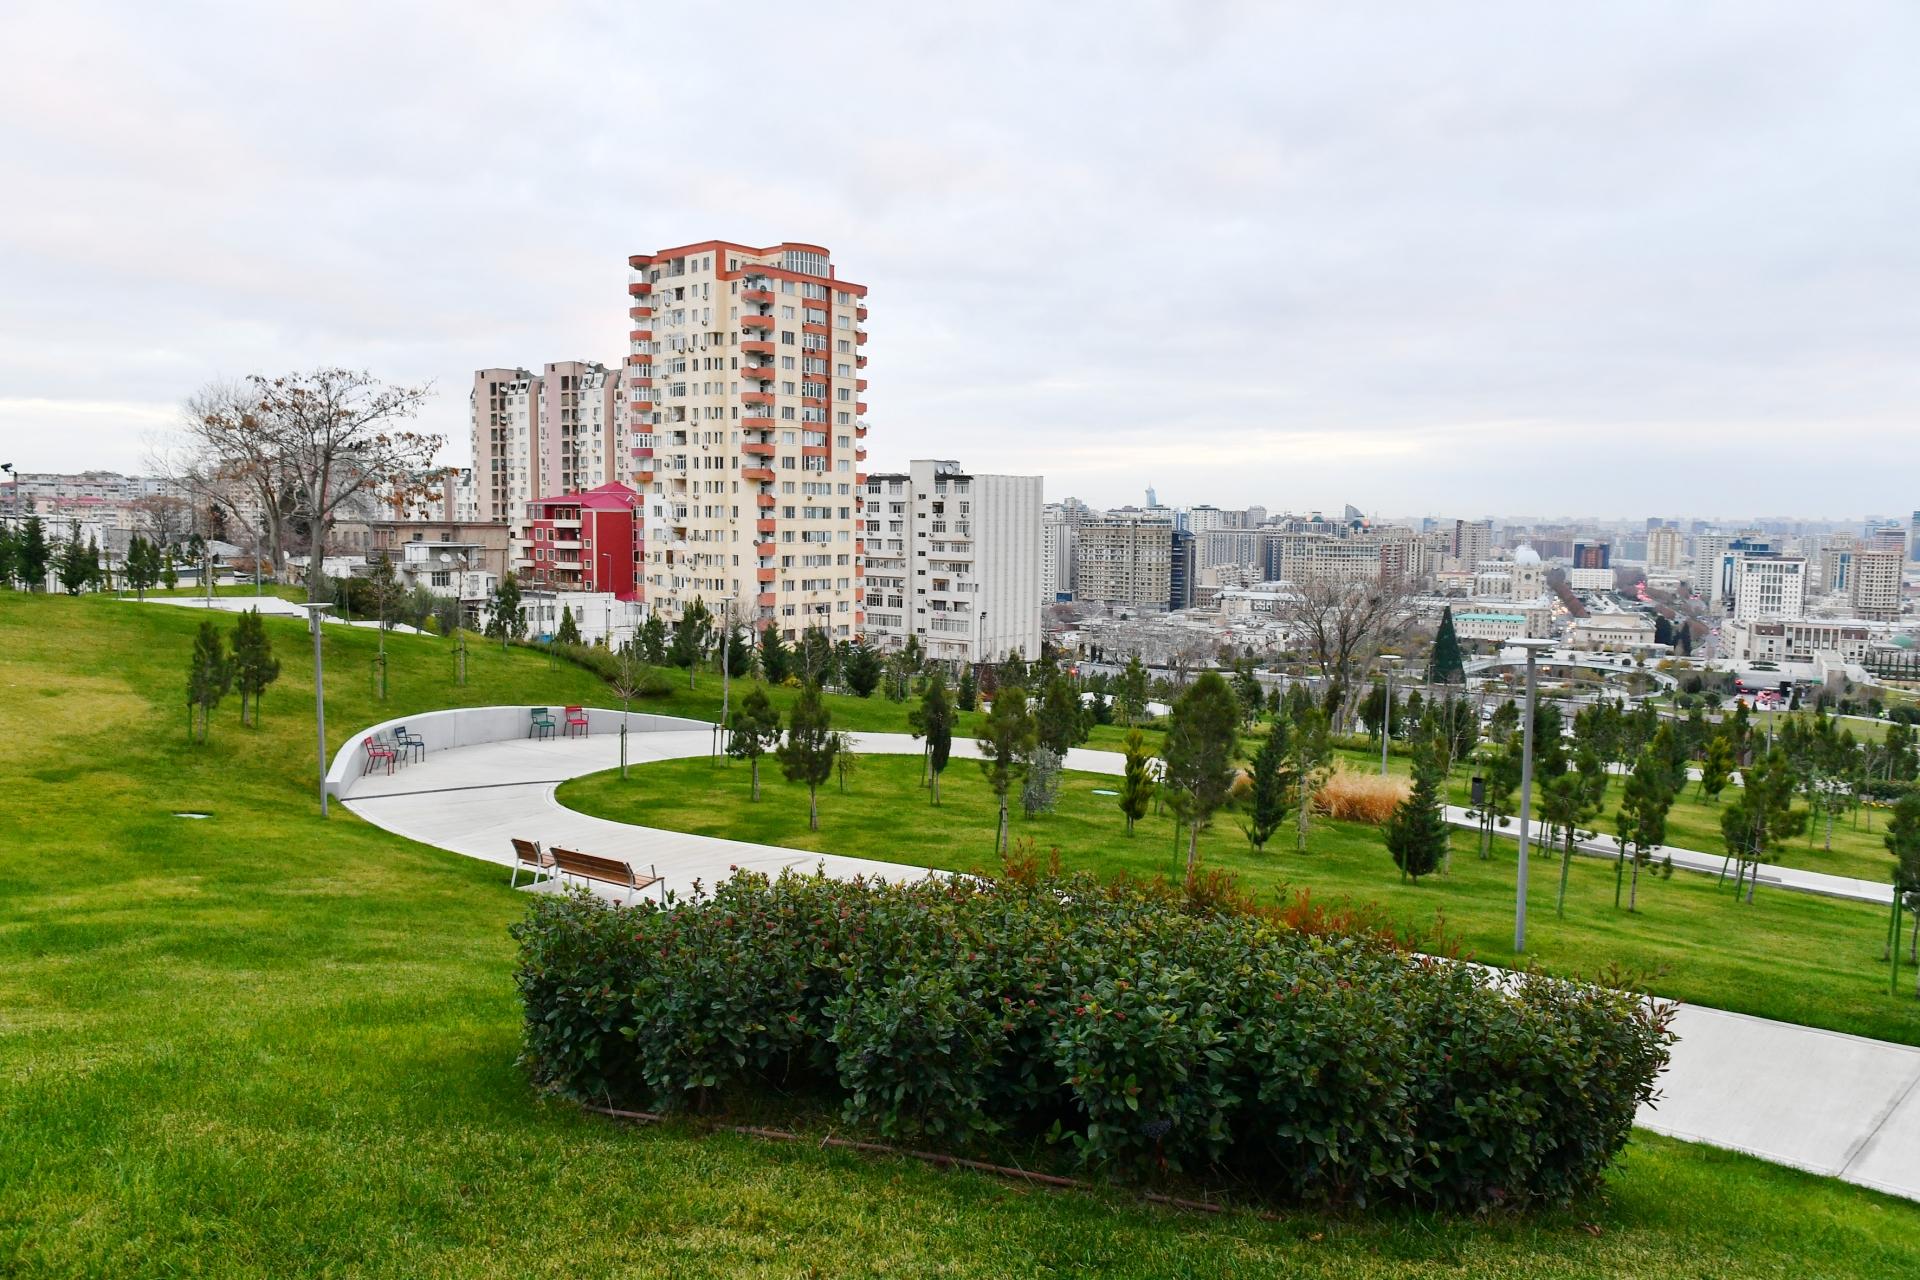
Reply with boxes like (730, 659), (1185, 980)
(1330, 744), (1900, 884)
(5, 591), (1920, 1277)
(562, 754), (1920, 1048)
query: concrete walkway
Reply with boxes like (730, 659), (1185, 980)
(340, 726), (1920, 1204)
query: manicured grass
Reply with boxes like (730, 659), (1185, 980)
(1330, 743), (1900, 883)
(5, 592), (1920, 1277)
(562, 754), (1920, 1047)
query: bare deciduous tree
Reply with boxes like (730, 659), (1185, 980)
(1279, 574), (1414, 731)
(162, 380), (296, 576)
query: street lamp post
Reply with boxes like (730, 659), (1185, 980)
(1511, 637), (1555, 952)
(1381, 667), (1393, 776)
(300, 603), (335, 818)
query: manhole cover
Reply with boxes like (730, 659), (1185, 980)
(173, 812), (212, 819)
(1090, 788), (1119, 796)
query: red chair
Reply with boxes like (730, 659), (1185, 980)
(361, 736), (397, 776)
(563, 705), (589, 738)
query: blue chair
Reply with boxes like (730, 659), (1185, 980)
(392, 725), (427, 762)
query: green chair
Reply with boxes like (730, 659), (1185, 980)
(529, 707), (557, 740)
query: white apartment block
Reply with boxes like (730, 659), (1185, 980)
(1076, 517), (1173, 610)
(1725, 618), (1873, 665)
(1451, 518), (1493, 570)
(1732, 554), (1807, 623)
(863, 460), (1041, 667)
(1851, 548), (1903, 621)
(1040, 508), (1078, 605)
(1692, 533), (1730, 602)
(624, 241), (868, 639)
(470, 362), (621, 528)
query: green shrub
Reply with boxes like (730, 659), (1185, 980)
(514, 869), (1671, 1209)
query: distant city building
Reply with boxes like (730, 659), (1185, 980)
(1076, 517), (1173, 610)
(1646, 526), (1684, 570)
(1851, 548), (1904, 621)
(1569, 612), (1656, 650)
(1169, 528), (1196, 611)
(1451, 518), (1493, 568)
(470, 362), (621, 528)
(862, 460), (1041, 666)
(1731, 553), (1806, 623)
(1573, 541), (1611, 569)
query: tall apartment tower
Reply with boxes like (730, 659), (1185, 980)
(470, 362), (621, 527)
(1851, 548), (1903, 621)
(1451, 518), (1493, 568)
(624, 241), (869, 639)
(1646, 526), (1683, 570)
(1076, 517), (1174, 610)
(863, 460), (1042, 666)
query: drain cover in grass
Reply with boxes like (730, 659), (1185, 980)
(173, 812), (212, 819)
(1090, 788), (1119, 796)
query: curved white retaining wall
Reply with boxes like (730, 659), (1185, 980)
(325, 705), (711, 797)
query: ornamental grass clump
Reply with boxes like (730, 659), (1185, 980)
(513, 867), (1672, 1210)
(1314, 766), (1410, 825)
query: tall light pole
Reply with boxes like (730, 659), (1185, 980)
(1512, 637), (1555, 952)
(1380, 666), (1393, 776)
(301, 603), (335, 818)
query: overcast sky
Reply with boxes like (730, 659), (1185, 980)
(3, 1), (1916, 520)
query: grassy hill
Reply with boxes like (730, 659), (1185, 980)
(3, 592), (1920, 1278)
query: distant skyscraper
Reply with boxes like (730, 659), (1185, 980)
(471, 362), (622, 529)
(1908, 510), (1920, 562)
(1169, 528), (1196, 611)
(1145, 485), (1158, 509)
(1852, 548), (1903, 621)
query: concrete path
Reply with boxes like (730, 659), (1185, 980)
(134, 595), (427, 632)
(339, 724), (1920, 1203)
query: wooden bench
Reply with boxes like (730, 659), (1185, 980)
(510, 837), (555, 889)
(550, 846), (664, 905)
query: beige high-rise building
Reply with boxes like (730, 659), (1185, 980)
(1851, 548), (1903, 621)
(1647, 526), (1683, 570)
(470, 362), (621, 526)
(1076, 517), (1173, 609)
(624, 241), (869, 637)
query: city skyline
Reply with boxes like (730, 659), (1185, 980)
(3, 2), (1917, 515)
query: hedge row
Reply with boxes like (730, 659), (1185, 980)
(512, 870), (1672, 1210)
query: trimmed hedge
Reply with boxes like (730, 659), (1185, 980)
(513, 870), (1671, 1210)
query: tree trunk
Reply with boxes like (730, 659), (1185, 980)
(750, 756), (760, 801)
(931, 766), (940, 806)
(1557, 839), (1572, 918)
(1185, 820), (1200, 886)
(996, 797), (1007, 853)
(808, 783), (818, 831)
(1614, 843), (1626, 909)
(1629, 853), (1641, 912)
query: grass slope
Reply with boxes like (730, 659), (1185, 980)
(2, 592), (1918, 1277)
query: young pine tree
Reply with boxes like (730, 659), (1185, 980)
(1241, 715), (1294, 852)
(186, 619), (233, 743)
(976, 682), (1036, 854)
(907, 673), (955, 804)
(1118, 727), (1155, 835)
(1289, 702), (1333, 853)
(1385, 734), (1450, 883)
(230, 607), (281, 727)
(776, 682), (836, 830)
(1163, 671), (1240, 883)
(728, 686), (784, 800)
(554, 606), (581, 646)
(1615, 748), (1674, 912)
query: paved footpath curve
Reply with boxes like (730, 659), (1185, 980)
(342, 727), (1920, 1204)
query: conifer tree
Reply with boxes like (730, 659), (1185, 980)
(758, 622), (792, 683)
(976, 681), (1036, 854)
(554, 606), (581, 646)
(1118, 727), (1155, 834)
(638, 612), (668, 665)
(777, 682), (836, 830)
(1427, 605), (1467, 686)
(1164, 671), (1240, 882)
(1036, 669), (1087, 756)
(956, 664), (977, 712)
(230, 607), (281, 726)
(186, 619), (232, 743)
(1385, 734), (1450, 882)
(907, 673), (955, 804)
(727, 686), (784, 800)
(1241, 715), (1294, 852)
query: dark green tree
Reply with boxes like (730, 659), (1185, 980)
(1427, 605), (1467, 685)
(1115, 654), (1151, 727)
(1541, 769), (1601, 917)
(776, 682), (836, 831)
(638, 612), (669, 665)
(1615, 748), (1675, 912)
(758, 622), (792, 683)
(1289, 701), (1333, 853)
(1240, 715), (1294, 852)
(554, 605), (581, 646)
(185, 619), (232, 743)
(728, 686), (784, 800)
(1118, 727), (1155, 834)
(723, 624), (753, 678)
(1163, 671), (1240, 883)
(1385, 735), (1451, 882)
(907, 673), (956, 804)
(842, 640), (883, 697)
(485, 573), (524, 645)
(1885, 792), (1920, 986)
(1230, 660), (1263, 729)
(1720, 748), (1805, 904)
(0, 523), (17, 588)
(956, 664), (978, 711)
(976, 682), (1036, 854)
(669, 597), (713, 688)
(1472, 739), (1522, 860)
(1035, 669), (1087, 756)
(1486, 697), (1520, 747)
(56, 521), (92, 594)
(230, 607), (281, 727)
(1699, 732), (1735, 802)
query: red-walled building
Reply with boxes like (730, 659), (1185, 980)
(514, 482), (644, 602)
